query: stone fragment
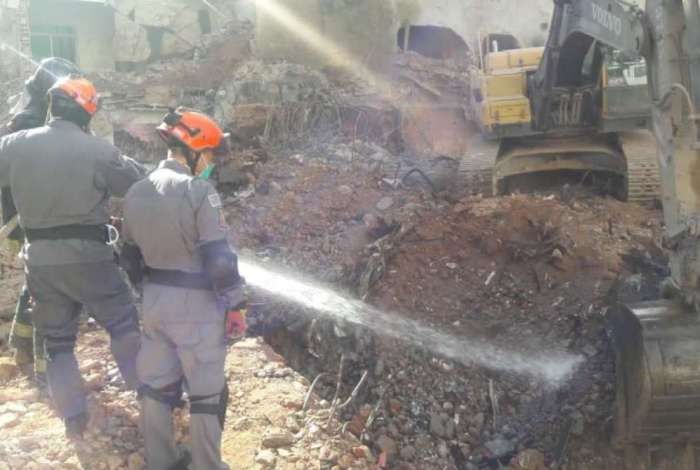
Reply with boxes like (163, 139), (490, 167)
(262, 432), (295, 449)
(437, 441), (449, 458)
(400, 445), (417, 461)
(319, 445), (339, 463)
(337, 454), (354, 469)
(430, 412), (446, 437)
(285, 416), (301, 433)
(106, 455), (124, 470)
(256, 449), (277, 468)
(514, 449), (546, 470)
(0, 412), (19, 429)
(485, 438), (516, 459)
(0, 359), (19, 382)
(376, 196), (394, 211)
(376, 435), (398, 460)
(471, 412), (485, 429)
(352, 446), (372, 460)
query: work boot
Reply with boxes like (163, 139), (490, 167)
(64, 412), (89, 440)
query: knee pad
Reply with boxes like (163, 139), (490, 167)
(189, 384), (229, 428)
(44, 335), (77, 361)
(106, 308), (140, 339)
(138, 381), (185, 410)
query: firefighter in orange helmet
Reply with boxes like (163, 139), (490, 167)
(122, 108), (245, 469)
(0, 76), (146, 438)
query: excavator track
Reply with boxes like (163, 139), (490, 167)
(459, 131), (662, 203)
(621, 131), (662, 204)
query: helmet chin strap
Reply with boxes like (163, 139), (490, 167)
(45, 93), (53, 125)
(183, 147), (202, 176)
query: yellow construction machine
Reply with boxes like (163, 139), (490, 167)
(491, 1), (700, 468)
(465, 21), (660, 201)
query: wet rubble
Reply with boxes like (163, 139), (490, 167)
(220, 123), (661, 469)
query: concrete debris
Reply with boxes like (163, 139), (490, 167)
(255, 449), (277, 467)
(0, 412), (19, 429)
(376, 434), (398, 461)
(485, 438), (517, 458)
(262, 432), (296, 449)
(513, 449), (546, 470)
(376, 196), (395, 211)
(0, 359), (19, 383)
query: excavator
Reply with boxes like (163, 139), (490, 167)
(517, 1), (700, 468)
(465, 5), (661, 202)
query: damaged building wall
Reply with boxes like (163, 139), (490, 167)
(405, 0), (553, 48)
(29, 0), (116, 71)
(255, 0), (556, 69)
(110, 0), (253, 68)
(255, 0), (396, 70)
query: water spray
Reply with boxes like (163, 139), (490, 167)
(0, 42), (43, 74)
(239, 258), (583, 385)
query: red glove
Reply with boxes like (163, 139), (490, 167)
(225, 309), (247, 344)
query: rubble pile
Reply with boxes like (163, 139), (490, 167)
(0, 321), (373, 470)
(221, 125), (663, 469)
(392, 51), (471, 100)
(391, 51), (474, 162)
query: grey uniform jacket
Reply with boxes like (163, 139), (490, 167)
(0, 119), (145, 265)
(123, 159), (240, 312)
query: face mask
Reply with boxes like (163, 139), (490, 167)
(198, 164), (215, 180)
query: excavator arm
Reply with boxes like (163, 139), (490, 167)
(571, 0), (700, 457)
(644, 0), (700, 308)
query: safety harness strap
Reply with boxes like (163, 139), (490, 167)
(25, 224), (109, 243)
(189, 385), (228, 427)
(189, 403), (220, 414)
(106, 309), (140, 339)
(139, 383), (185, 409)
(45, 344), (75, 360)
(146, 268), (213, 291)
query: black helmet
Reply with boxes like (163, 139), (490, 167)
(26, 57), (82, 98)
(9, 58), (83, 132)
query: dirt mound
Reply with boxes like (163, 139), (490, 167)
(220, 140), (662, 469)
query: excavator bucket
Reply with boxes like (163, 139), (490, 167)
(611, 300), (700, 446)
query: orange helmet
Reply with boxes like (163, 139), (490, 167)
(48, 77), (99, 115)
(157, 108), (228, 154)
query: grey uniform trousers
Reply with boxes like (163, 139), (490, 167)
(138, 283), (229, 470)
(25, 261), (141, 419)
